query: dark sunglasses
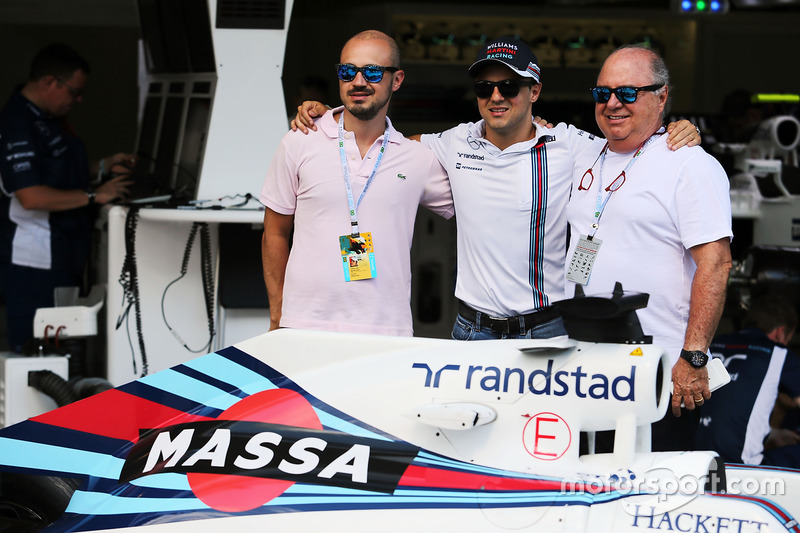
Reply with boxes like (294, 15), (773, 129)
(473, 79), (533, 99)
(336, 63), (399, 83)
(589, 84), (664, 104)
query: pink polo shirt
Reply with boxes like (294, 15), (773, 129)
(260, 108), (454, 336)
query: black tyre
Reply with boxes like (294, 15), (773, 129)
(0, 472), (80, 531)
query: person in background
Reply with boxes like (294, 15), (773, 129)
(695, 295), (800, 467)
(715, 89), (762, 144)
(0, 42), (134, 353)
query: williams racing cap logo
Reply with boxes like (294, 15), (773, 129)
(119, 388), (419, 512)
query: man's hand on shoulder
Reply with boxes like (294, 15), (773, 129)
(290, 101), (329, 134)
(666, 120), (701, 150)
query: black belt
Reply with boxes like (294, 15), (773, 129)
(457, 301), (561, 335)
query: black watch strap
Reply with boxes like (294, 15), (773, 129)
(680, 349), (708, 368)
(86, 189), (96, 206)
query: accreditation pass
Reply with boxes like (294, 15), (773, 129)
(339, 232), (377, 281)
(566, 235), (602, 285)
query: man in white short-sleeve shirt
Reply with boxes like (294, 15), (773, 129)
(565, 45), (732, 450)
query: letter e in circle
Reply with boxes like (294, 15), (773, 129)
(522, 412), (572, 461)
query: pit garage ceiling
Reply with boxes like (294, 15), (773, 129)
(0, 0), (138, 26)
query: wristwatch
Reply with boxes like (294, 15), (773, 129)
(86, 190), (96, 206)
(680, 349), (709, 368)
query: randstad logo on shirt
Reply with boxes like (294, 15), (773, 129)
(457, 152), (485, 161)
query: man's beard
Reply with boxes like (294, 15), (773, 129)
(345, 89), (391, 121)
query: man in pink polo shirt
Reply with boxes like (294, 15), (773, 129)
(260, 30), (454, 336)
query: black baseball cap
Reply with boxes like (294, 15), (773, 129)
(468, 36), (541, 83)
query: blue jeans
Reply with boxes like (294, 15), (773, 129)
(451, 312), (567, 340)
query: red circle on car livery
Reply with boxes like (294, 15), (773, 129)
(187, 388), (322, 511)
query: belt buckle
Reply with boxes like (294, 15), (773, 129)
(489, 315), (510, 334)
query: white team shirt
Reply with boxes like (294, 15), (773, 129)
(421, 120), (602, 317)
(565, 135), (732, 362)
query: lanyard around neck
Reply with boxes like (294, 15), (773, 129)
(589, 128), (665, 239)
(338, 112), (390, 237)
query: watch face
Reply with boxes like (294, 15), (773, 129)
(690, 351), (708, 368)
(682, 349), (707, 367)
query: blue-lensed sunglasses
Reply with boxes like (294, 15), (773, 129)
(336, 63), (399, 83)
(590, 84), (664, 104)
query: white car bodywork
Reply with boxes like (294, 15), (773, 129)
(2, 327), (798, 532)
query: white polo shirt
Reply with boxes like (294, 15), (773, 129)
(421, 120), (602, 317)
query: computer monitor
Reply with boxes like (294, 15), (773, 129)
(175, 95), (212, 200)
(138, 0), (216, 74)
(135, 93), (163, 173)
(133, 0), (217, 202)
